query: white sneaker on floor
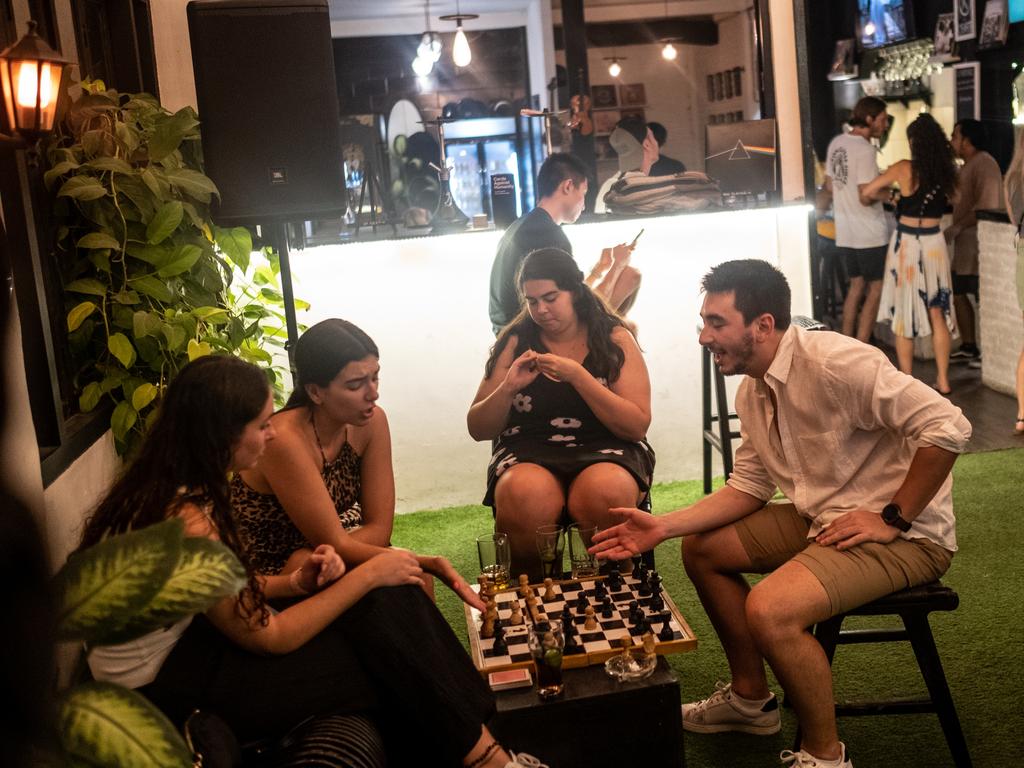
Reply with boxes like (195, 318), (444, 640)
(505, 752), (549, 768)
(681, 680), (781, 735)
(780, 743), (852, 767)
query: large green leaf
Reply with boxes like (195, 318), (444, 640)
(132, 275), (174, 304)
(85, 156), (134, 174)
(79, 382), (102, 412)
(66, 278), (108, 297)
(187, 339), (212, 361)
(111, 400), (138, 441)
(130, 383), (158, 412)
(125, 242), (170, 267)
(146, 201), (183, 245)
(59, 681), (192, 768)
(44, 159), (80, 187)
(78, 232), (121, 250)
(99, 537), (245, 645)
(148, 109), (199, 161)
(157, 244), (202, 278)
(54, 519), (183, 642)
(108, 332), (136, 368)
(163, 168), (218, 202)
(59, 176), (108, 201)
(214, 226), (253, 271)
(68, 302), (98, 331)
(161, 323), (187, 351)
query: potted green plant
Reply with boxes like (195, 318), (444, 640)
(53, 518), (246, 766)
(45, 81), (299, 454)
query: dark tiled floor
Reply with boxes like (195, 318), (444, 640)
(887, 350), (1021, 454)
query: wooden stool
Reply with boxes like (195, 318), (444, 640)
(795, 581), (972, 767)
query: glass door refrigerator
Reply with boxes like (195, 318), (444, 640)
(443, 116), (537, 222)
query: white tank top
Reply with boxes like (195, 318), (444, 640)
(87, 616), (193, 688)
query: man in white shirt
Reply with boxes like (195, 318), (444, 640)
(821, 97), (892, 343)
(592, 259), (971, 768)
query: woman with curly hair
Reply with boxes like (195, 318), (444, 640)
(865, 113), (958, 393)
(467, 248), (655, 576)
(80, 355), (544, 768)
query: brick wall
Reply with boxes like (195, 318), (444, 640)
(978, 220), (1022, 396)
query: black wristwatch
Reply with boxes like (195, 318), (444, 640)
(881, 503), (912, 532)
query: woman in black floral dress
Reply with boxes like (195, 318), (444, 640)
(468, 248), (655, 576)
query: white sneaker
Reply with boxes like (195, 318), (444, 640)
(681, 680), (781, 735)
(505, 752), (549, 768)
(780, 743), (852, 767)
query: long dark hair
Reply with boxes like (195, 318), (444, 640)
(486, 248), (627, 382)
(79, 355), (271, 619)
(907, 113), (957, 201)
(285, 319), (379, 409)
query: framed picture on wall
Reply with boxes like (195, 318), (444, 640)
(620, 107), (646, 123)
(591, 84), (618, 108)
(953, 61), (981, 121)
(978, 0), (1009, 49)
(933, 13), (956, 60)
(955, 0), (976, 41)
(619, 83), (646, 106)
(593, 109), (620, 135)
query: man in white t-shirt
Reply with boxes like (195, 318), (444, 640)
(820, 97), (892, 343)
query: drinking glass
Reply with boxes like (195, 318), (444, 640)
(535, 524), (565, 580)
(476, 532), (511, 590)
(528, 621), (565, 699)
(567, 523), (600, 579)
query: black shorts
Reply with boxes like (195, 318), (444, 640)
(952, 272), (979, 297)
(838, 244), (887, 282)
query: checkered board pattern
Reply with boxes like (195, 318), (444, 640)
(463, 575), (697, 675)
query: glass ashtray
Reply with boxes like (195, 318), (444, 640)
(604, 652), (657, 681)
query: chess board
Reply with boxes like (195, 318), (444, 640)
(463, 574), (697, 675)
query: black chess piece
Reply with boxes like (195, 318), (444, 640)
(601, 598), (613, 619)
(492, 625), (507, 653)
(649, 592), (664, 613)
(575, 594), (588, 613)
(593, 579), (607, 600)
(630, 556), (643, 578)
(659, 614), (674, 641)
(607, 569), (622, 590)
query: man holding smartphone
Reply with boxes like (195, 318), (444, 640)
(488, 153), (640, 335)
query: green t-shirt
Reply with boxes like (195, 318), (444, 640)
(488, 207), (572, 334)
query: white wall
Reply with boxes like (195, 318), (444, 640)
(284, 205), (812, 513)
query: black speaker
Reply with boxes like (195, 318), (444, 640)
(187, 0), (345, 226)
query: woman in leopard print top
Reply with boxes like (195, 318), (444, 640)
(231, 318), (481, 606)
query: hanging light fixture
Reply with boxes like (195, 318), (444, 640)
(0, 20), (69, 146)
(440, 1), (478, 68)
(661, 1), (677, 60)
(413, 1), (442, 77)
(604, 56), (625, 78)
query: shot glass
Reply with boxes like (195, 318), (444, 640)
(476, 532), (511, 590)
(567, 523), (600, 579)
(535, 524), (565, 580)
(528, 621), (565, 699)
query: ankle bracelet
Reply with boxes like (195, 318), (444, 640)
(467, 741), (501, 768)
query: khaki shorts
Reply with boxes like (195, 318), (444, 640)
(734, 502), (953, 617)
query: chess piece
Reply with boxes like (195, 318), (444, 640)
(480, 606), (496, 639)
(642, 632), (656, 657)
(584, 605), (598, 631)
(593, 579), (607, 600)
(606, 570), (622, 590)
(659, 614), (674, 641)
(543, 577), (557, 601)
(492, 624), (507, 653)
(601, 597), (614, 619)
(509, 599), (524, 625)
(518, 574), (530, 597)
(575, 594), (588, 613)
(650, 592), (664, 613)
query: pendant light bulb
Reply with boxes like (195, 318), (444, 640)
(453, 23), (472, 67)
(412, 54), (434, 77)
(662, 42), (677, 61)
(608, 60), (622, 78)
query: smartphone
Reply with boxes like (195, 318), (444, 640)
(630, 228), (645, 247)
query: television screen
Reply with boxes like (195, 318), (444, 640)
(705, 119), (777, 195)
(1011, 0), (1024, 24)
(859, 0), (915, 48)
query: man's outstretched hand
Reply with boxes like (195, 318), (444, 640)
(589, 507), (665, 560)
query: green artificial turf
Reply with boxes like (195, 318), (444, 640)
(392, 448), (1023, 767)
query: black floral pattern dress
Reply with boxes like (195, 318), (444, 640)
(482, 353), (655, 507)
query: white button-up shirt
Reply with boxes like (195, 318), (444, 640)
(726, 326), (971, 552)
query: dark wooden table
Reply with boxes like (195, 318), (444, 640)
(487, 657), (684, 767)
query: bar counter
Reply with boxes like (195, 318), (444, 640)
(286, 204), (813, 512)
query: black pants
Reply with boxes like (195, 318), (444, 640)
(143, 585), (494, 765)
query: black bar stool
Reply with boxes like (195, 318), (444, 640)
(794, 581), (972, 767)
(700, 343), (740, 494)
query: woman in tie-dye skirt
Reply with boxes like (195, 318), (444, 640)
(866, 114), (958, 394)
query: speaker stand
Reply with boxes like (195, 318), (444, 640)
(269, 222), (301, 385)
(353, 163), (397, 239)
